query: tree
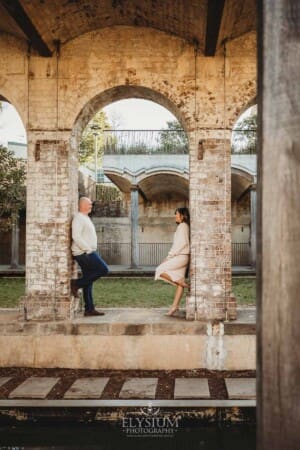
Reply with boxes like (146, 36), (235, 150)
(231, 113), (257, 154)
(79, 110), (111, 165)
(0, 145), (26, 232)
(159, 120), (188, 154)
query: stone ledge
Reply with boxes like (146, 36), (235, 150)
(0, 308), (256, 336)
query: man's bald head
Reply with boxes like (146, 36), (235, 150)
(79, 197), (93, 215)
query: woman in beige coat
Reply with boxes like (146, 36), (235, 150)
(155, 207), (190, 316)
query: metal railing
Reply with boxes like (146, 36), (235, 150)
(101, 129), (189, 155)
(232, 242), (251, 266)
(98, 242), (172, 266)
(98, 242), (251, 266)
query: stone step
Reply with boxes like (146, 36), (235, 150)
(0, 377), (11, 388)
(174, 378), (210, 399)
(225, 378), (256, 399)
(64, 377), (109, 399)
(9, 377), (59, 399)
(119, 377), (158, 399)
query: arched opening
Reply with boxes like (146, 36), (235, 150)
(71, 86), (190, 307)
(231, 102), (257, 270)
(0, 97), (27, 277)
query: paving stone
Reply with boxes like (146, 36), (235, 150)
(64, 377), (109, 399)
(225, 378), (256, 399)
(119, 378), (158, 399)
(174, 378), (210, 399)
(0, 377), (11, 388)
(8, 377), (59, 399)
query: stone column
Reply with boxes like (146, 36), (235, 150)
(186, 131), (236, 321)
(23, 131), (78, 320)
(250, 185), (256, 267)
(10, 214), (20, 269)
(130, 185), (139, 268)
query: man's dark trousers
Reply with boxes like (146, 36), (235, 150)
(74, 251), (109, 312)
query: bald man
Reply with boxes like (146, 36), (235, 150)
(71, 197), (109, 316)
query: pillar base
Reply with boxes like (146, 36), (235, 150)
(226, 292), (238, 321)
(185, 294), (197, 320)
(185, 293), (237, 321)
(21, 294), (74, 321)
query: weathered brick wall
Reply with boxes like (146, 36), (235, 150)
(187, 133), (234, 320)
(0, 27), (256, 320)
(24, 134), (78, 320)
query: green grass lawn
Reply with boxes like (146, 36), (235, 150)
(0, 277), (256, 308)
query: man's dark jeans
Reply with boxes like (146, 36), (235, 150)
(74, 251), (109, 312)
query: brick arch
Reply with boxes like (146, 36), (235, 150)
(70, 84), (191, 148)
(234, 97), (257, 124)
(0, 92), (27, 130)
(103, 167), (189, 200)
(228, 88), (257, 129)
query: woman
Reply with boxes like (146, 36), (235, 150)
(155, 207), (190, 316)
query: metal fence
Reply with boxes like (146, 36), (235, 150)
(101, 129), (189, 155)
(98, 242), (172, 266)
(98, 242), (251, 266)
(232, 242), (251, 266)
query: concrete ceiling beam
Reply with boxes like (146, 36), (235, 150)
(0, 0), (52, 56)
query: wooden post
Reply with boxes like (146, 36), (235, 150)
(257, 1), (300, 448)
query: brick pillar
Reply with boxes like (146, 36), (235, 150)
(23, 132), (78, 320)
(186, 131), (237, 321)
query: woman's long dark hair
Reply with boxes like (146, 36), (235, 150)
(175, 207), (190, 225)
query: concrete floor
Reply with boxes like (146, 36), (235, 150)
(0, 306), (256, 326)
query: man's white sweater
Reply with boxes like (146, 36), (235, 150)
(71, 212), (97, 256)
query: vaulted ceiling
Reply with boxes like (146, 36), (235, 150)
(0, 0), (256, 56)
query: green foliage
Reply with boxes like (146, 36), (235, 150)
(232, 114), (257, 154)
(0, 145), (26, 231)
(96, 184), (122, 202)
(79, 110), (111, 164)
(159, 120), (188, 154)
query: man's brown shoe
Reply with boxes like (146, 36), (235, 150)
(71, 279), (79, 297)
(84, 310), (105, 316)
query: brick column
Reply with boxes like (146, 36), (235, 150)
(23, 131), (78, 320)
(186, 131), (237, 321)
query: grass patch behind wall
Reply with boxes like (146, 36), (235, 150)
(0, 277), (256, 308)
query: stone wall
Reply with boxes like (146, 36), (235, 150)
(0, 26), (256, 320)
(232, 192), (251, 243)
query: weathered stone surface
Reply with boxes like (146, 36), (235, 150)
(8, 377), (59, 399)
(174, 378), (210, 399)
(0, 21), (256, 321)
(64, 377), (109, 399)
(225, 378), (256, 399)
(0, 334), (255, 370)
(119, 378), (158, 399)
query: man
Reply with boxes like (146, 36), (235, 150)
(71, 197), (109, 316)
